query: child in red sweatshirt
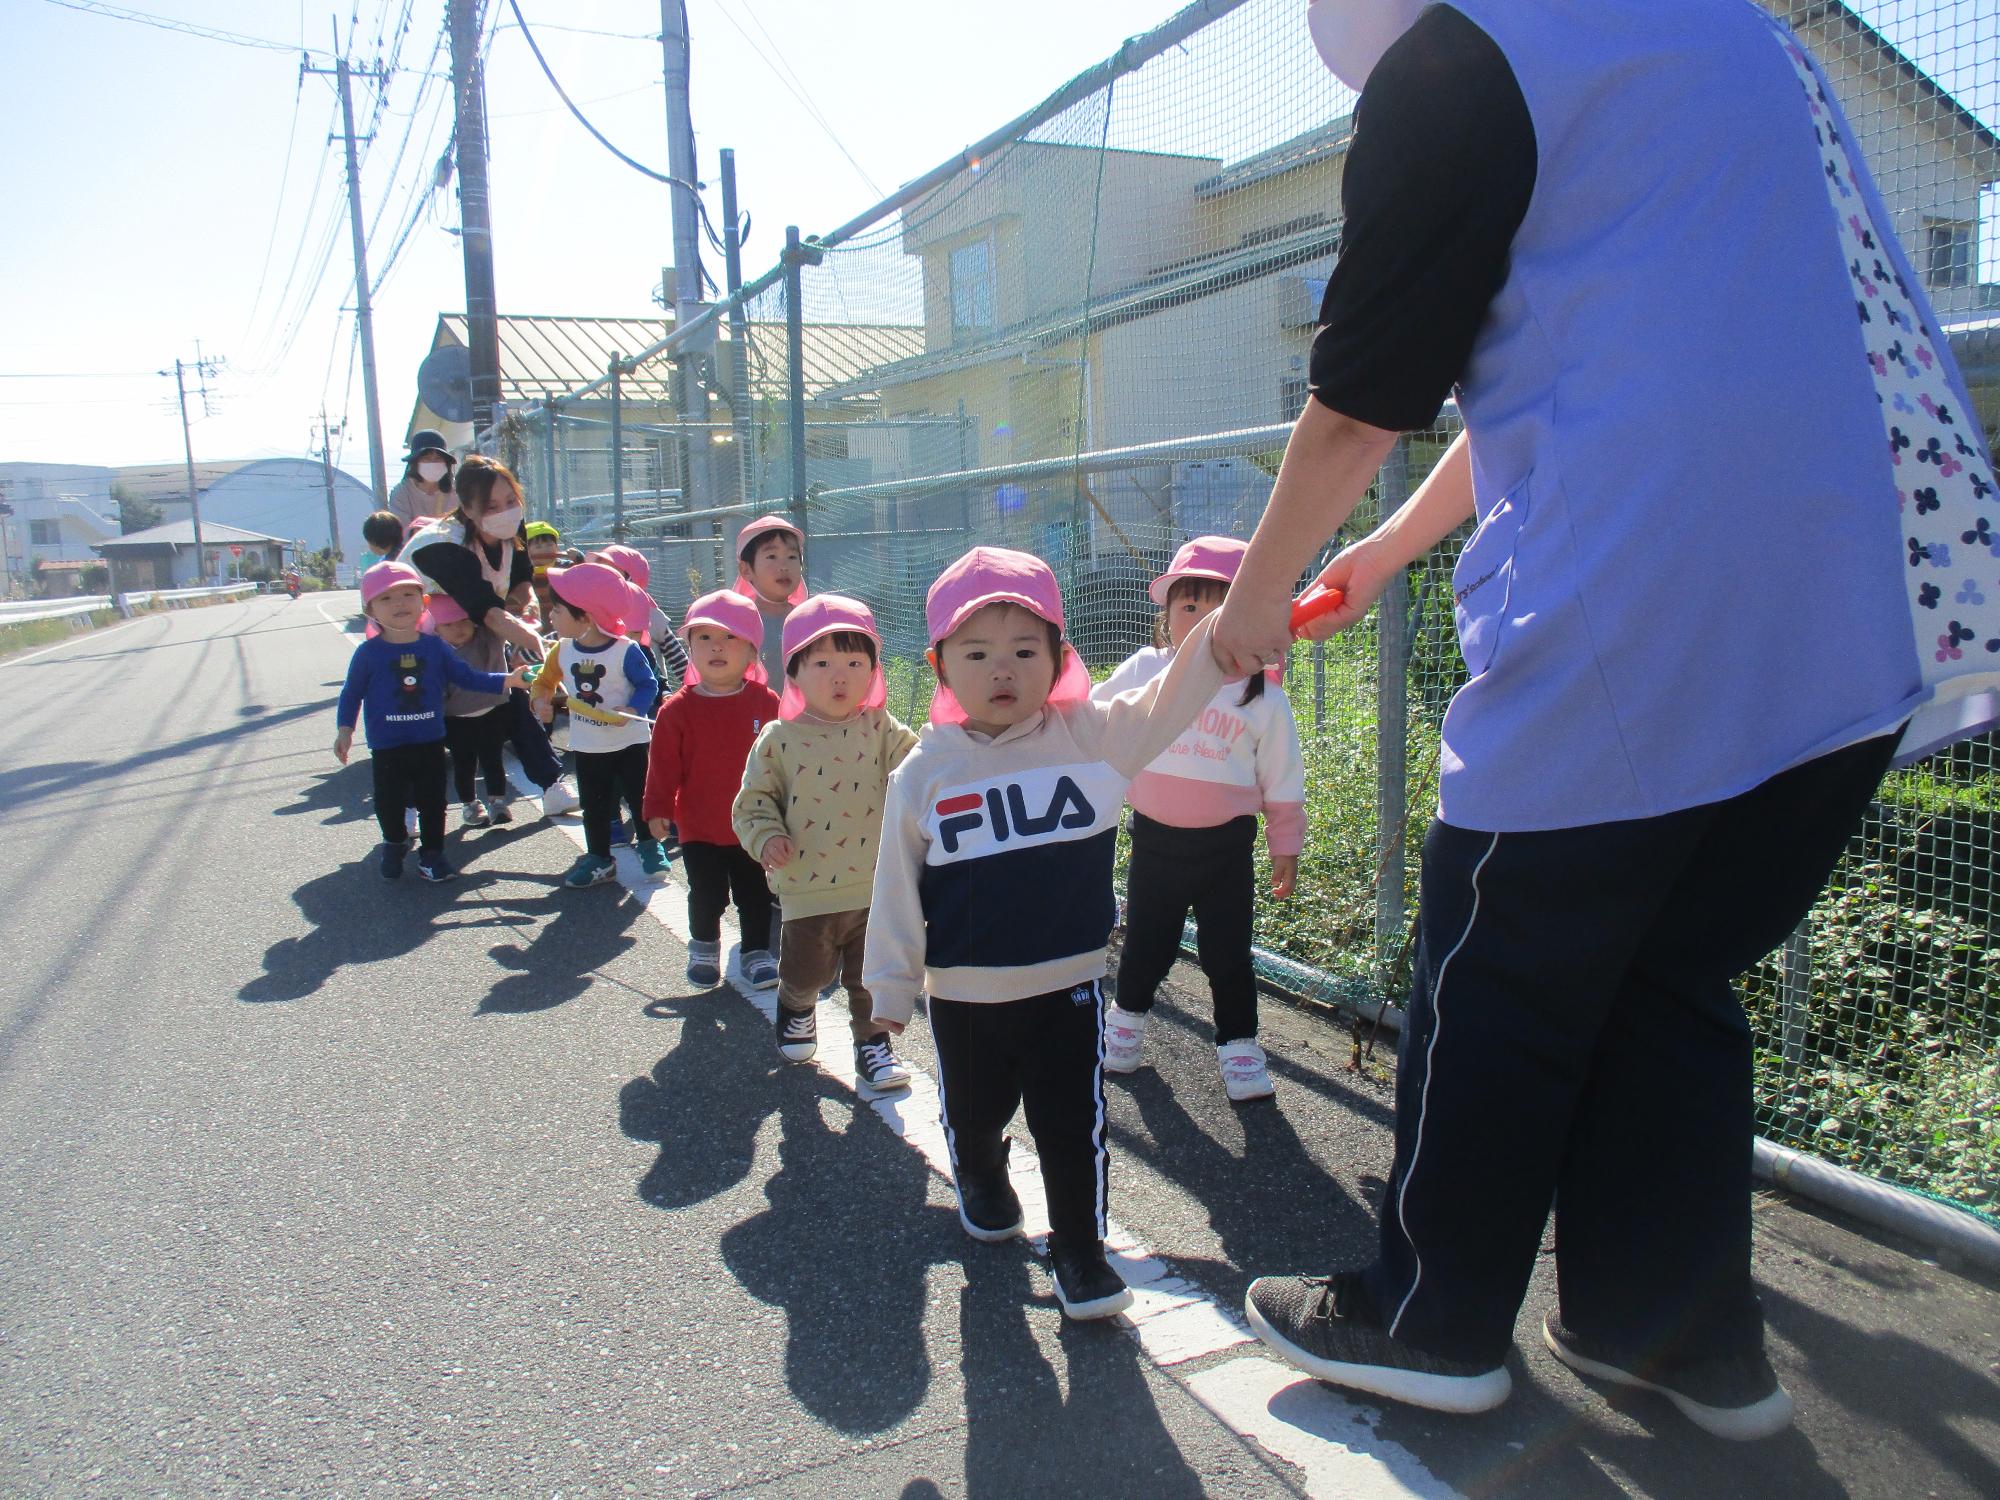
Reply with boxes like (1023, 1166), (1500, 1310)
(645, 589), (782, 990)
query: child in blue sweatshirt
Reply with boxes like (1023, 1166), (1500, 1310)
(335, 562), (530, 881)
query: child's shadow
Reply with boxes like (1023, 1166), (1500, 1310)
(959, 1254), (1211, 1498)
(719, 1076), (952, 1435)
(480, 862), (644, 1014)
(274, 762), (376, 827)
(620, 995), (780, 1211)
(240, 856), (521, 1004)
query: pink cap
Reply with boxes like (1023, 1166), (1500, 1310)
(548, 560), (643, 637)
(1150, 534), (1248, 606)
(360, 560), (423, 605)
(682, 587), (769, 687)
(732, 514), (807, 606)
(776, 594), (887, 720)
(425, 593), (470, 627)
(592, 544), (651, 592)
(924, 546), (1090, 726)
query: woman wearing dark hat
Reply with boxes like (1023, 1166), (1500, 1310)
(387, 429), (458, 530)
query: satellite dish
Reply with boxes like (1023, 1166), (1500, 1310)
(417, 344), (475, 424)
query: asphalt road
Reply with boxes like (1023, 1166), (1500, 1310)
(0, 593), (1994, 1499)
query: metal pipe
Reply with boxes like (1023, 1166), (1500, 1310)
(609, 355), (625, 541)
(1374, 438), (1413, 987)
(1754, 1140), (2000, 1275)
(784, 225), (809, 538)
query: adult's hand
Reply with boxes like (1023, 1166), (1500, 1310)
(484, 608), (544, 662)
(1292, 538), (1399, 642)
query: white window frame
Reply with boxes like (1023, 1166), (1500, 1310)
(949, 236), (998, 342)
(1923, 216), (1973, 290)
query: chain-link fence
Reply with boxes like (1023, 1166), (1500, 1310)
(495, 0), (1998, 1224)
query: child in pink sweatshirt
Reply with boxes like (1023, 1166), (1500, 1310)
(1092, 537), (1306, 1102)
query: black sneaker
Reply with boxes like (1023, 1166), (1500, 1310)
(416, 850), (456, 883)
(1048, 1237), (1134, 1321)
(1244, 1273), (1512, 1414)
(1542, 1313), (1795, 1440)
(380, 840), (408, 879)
(775, 1007), (817, 1062)
(955, 1144), (1023, 1243)
(854, 1036), (911, 1094)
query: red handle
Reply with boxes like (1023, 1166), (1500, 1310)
(1289, 586), (1346, 637)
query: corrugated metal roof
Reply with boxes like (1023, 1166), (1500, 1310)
(93, 519), (289, 550)
(435, 314), (925, 406)
(111, 461), (254, 503)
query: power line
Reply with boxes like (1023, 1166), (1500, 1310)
(501, 0), (678, 188)
(39, 0), (330, 57)
(0, 371), (158, 379)
(712, 0), (882, 198)
(241, 67), (310, 342)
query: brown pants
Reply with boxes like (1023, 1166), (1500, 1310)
(776, 907), (880, 1042)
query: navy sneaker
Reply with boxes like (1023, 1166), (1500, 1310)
(380, 840), (408, 879)
(416, 850), (456, 883)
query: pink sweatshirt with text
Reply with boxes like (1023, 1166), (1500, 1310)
(1093, 646), (1306, 857)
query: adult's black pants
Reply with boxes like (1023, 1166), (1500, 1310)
(371, 740), (447, 853)
(930, 980), (1109, 1250)
(1116, 812), (1259, 1043)
(1360, 733), (1898, 1369)
(681, 840), (776, 949)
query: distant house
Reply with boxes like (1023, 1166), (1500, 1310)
(0, 463), (120, 592)
(817, 0), (1999, 552)
(94, 519), (291, 594)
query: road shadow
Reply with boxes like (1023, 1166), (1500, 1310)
(479, 869), (646, 1015)
(621, 993), (781, 1211)
(275, 761), (376, 828)
(720, 1075), (945, 1435)
(0, 699), (329, 803)
(1111, 1066), (1378, 1315)
(959, 1252), (1213, 1498)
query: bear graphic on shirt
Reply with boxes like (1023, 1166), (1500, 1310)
(570, 659), (607, 708)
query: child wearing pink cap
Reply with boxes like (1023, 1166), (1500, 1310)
(334, 562), (532, 881)
(731, 595), (920, 1089)
(645, 590), (782, 989)
(863, 546), (1233, 1320)
(430, 594), (516, 828)
(529, 561), (664, 888)
(732, 515), (808, 688)
(591, 544), (690, 693)
(1092, 536), (1306, 1102)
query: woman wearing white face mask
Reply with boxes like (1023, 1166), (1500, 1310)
(1218, 0), (1996, 1438)
(388, 428), (459, 530)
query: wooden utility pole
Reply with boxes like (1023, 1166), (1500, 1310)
(451, 0), (502, 440)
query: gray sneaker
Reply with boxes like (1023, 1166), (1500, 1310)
(1244, 1273), (1512, 1414)
(1542, 1313), (1795, 1441)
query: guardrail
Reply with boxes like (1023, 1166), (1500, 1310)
(116, 583), (257, 613)
(0, 599), (118, 626)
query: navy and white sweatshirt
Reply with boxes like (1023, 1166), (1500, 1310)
(337, 633), (510, 750)
(864, 615), (1226, 1023)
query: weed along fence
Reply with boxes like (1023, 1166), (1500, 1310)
(485, 0), (2000, 1237)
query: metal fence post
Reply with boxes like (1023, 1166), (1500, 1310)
(609, 354), (625, 542)
(1780, 927), (1812, 1068)
(541, 398), (558, 523)
(784, 226), (809, 543)
(1374, 437), (1413, 984)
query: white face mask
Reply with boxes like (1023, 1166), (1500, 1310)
(1306, 0), (1428, 92)
(477, 505), (523, 540)
(416, 460), (448, 484)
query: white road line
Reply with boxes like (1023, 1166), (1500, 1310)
(494, 757), (1460, 1500)
(0, 617), (145, 671)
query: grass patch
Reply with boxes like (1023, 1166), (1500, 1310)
(0, 608), (118, 657)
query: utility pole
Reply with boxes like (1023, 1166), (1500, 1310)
(304, 39), (389, 501)
(315, 408), (344, 576)
(451, 0), (502, 440)
(661, 0), (713, 517)
(163, 352), (222, 584)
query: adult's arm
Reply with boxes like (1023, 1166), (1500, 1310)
(411, 536), (543, 658)
(1213, 8), (1534, 675)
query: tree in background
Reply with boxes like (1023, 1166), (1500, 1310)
(302, 548), (336, 586)
(111, 481), (162, 535)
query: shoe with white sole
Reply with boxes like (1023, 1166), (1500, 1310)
(562, 852), (618, 888)
(1048, 1237), (1134, 1320)
(1541, 1312), (1795, 1441)
(1102, 1005), (1149, 1074)
(487, 797), (514, 824)
(955, 1143), (1023, 1243)
(1218, 1039), (1276, 1101)
(855, 1036), (911, 1093)
(685, 940), (722, 990)
(540, 777), (580, 818)
(1245, 1272), (1512, 1414)
(460, 798), (491, 829)
(775, 1007), (817, 1062)
(741, 949), (779, 988)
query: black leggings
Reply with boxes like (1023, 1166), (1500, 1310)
(444, 709), (510, 802)
(680, 841), (776, 948)
(371, 740), (447, 853)
(576, 744), (649, 858)
(1116, 812), (1259, 1044)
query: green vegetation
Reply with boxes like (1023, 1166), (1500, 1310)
(0, 607), (118, 657)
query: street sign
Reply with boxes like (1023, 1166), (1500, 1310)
(229, 544), (243, 558)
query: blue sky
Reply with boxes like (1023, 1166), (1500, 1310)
(1, 0), (1994, 477)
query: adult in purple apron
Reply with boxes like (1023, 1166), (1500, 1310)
(1214, 0), (1997, 1437)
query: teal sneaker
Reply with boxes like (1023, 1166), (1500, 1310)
(563, 853), (618, 888)
(637, 838), (670, 882)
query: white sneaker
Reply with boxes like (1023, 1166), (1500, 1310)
(540, 776), (580, 818)
(460, 798), (491, 829)
(1218, 1039), (1276, 1102)
(1102, 1006), (1149, 1074)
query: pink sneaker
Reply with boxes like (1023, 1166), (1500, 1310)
(1218, 1040), (1276, 1102)
(1103, 1006), (1148, 1074)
